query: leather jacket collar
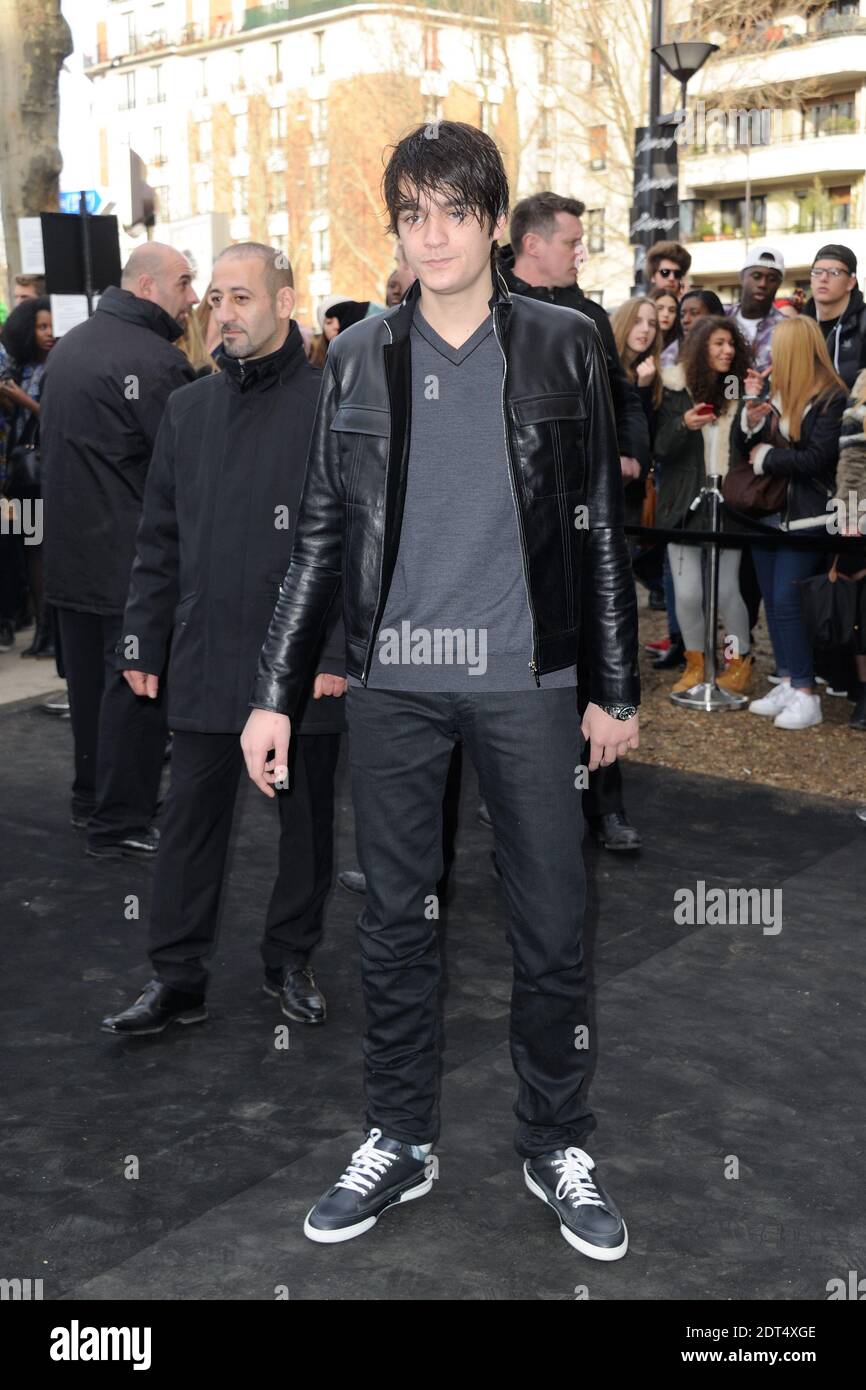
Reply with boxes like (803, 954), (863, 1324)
(218, 321), (306, 393)
(384, 263), (513, 343)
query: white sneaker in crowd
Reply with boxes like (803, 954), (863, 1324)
(773, 689), (823, 730)
(749, 682), (794, 716)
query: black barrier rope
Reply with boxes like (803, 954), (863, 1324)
(626, 514), (866, 552)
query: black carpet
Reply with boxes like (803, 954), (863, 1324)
(2, 694), (864, 1300)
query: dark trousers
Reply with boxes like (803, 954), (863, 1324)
(56, 607), (167, 838)
(148, 730), (341, 993)
(347, 686), (595, 1160)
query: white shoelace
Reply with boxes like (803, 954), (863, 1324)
(552, 1147), (606, 1209)
(334, 1129), (397, 1196)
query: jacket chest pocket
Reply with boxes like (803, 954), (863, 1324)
(510, 393), (586, 501)
(330, 405), (390, 507)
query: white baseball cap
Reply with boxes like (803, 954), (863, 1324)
(742, 244), (785, 276)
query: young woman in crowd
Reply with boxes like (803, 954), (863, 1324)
(654, 316), (753, 694)
(651, 286), (681, 366)
(679, 289), (726, 341)
(736, 316), (847, 729)
(0, 296), (55, 657)
(835, 366), (866, 729)
(612, 295), (663, 432)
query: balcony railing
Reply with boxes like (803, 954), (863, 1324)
(83, 0), (553, 66)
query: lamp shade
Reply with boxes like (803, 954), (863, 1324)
(652, 41), (719, 85)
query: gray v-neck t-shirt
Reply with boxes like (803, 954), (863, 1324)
(349, 301), (577, 691)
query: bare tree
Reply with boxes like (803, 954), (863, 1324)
(0, 0), (72, 298)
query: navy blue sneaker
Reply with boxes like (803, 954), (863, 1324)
(524, 1146), (628, 1260)
(304, 1129), (434, 1243)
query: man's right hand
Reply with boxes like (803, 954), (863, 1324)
(122, 670), (159, 699)
(241, 708), (292, 798)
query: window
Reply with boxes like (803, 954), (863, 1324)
(587, 209), (605, 253)
(197, 120), (212, 159)
(478, 34), (494, 79)
(122, 70), (136, 110)
(233, 114), (248, 155)
(312, 163), (328, 208)
(719, 195), (766, 235)
(232, 177), (247, 217)
(313, 30), (325, 75)
(479, 100), (492, 134)
(589, 124), (607, 171)
(830, 185), (852, 229)
(196, 57), (207, 98)
(151, 127), (164, 166)
(154, 184), (170, 223)
(233, 48), (245, 93)
(538, 107), (551, 147)
(123, 10), (136, 54)
(424, 93), (443, 123)
(679, 198), (706, 239)
(314, 227), (330, 272)
(803, 96), (856, 137)
(589, 43), (605, 86)
(149, 64), (164, 104)
(270, 40), (282, 84)
(195, 180), (212, 215)
(423, 27), (440, 71)
(270, 106), (287, 142)
(311, 99), (328, 140)
(269, 178), (288, 213)
(272, 234), (289, 259)
(539, 40), (552, 86)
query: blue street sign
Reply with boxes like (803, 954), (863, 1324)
(59, 190), (102, 214)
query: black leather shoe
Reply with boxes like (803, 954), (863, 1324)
(651, 636), (685, 670)
(101, 979), (208, 1035)
(588, 812), (641, 852)
(264, 965), (326, 1024)
(849, 688), (866, 730)
(86, 827), (160, 859)
(338, 869), (367, 895)
(648, 588), (666, 612)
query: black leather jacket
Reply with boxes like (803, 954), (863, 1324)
(251, 272), (639, 720)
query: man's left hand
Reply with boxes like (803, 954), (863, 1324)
(581, 702), (640, 771)
(313, 673), (347, 698)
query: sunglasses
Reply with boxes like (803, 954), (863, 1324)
(657, 267), (684, 280)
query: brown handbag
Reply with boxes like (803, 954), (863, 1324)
(722, 409), (788, 518)
(640, 470), (657, 528)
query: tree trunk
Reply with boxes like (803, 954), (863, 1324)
(0, 0), (72, 301)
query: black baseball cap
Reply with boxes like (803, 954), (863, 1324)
(812, 244), (857, 274)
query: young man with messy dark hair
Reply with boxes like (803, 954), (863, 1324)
(242, 122), (640, 1260)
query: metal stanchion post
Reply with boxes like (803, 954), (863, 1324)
(670, 472), (748, 711)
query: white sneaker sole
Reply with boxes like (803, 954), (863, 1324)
(524, 1167), (629, 1261)
(303, 1174), (433, 1243)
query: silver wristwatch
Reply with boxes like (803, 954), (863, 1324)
(597, 703), (638, 721)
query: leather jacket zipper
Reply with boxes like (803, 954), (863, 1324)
(361, 318), (395, 684)
(493, 302), (541, 685)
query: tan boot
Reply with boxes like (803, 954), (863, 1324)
(671, 650), (704, 693)
(717, 652), (754, 693)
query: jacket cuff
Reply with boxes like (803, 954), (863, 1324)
(739, 403), (765, 437)
(751, 444), (772, 474)
(314, 657), (346, 679)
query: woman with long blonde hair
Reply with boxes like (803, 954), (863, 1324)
(734, 315), (847, 728)
(612, 296), (663, 414)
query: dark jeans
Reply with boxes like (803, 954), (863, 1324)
(751, 540), (823, 688)
(346, 685), (594, 1160)
(56, 607), (167, 837)
(148, 730), (341, 993)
